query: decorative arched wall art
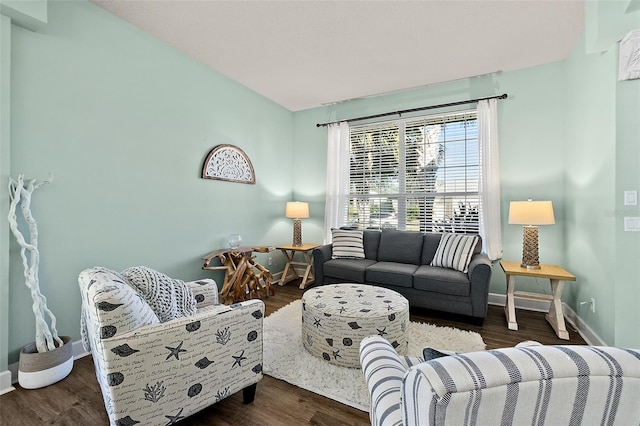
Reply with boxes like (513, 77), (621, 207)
(201, 144), (256, 184)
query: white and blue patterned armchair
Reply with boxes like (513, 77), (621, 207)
(79, 267), (263, 426)
(360, 335), (640, 426)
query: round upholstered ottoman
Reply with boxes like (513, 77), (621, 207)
(301, 284), (409, 368)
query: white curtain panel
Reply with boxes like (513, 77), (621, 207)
(477, 99), (503, 260)
(323, 122), (350, 244)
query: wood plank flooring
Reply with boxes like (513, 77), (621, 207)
(0, 282), (586, 425)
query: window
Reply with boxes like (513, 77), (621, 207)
(345, 110), (479, 233)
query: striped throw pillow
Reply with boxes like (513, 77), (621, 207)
(431, 233), (479, 273)
(331, 229), (365, 259)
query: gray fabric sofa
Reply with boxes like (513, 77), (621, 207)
(312, 229), (492, 324)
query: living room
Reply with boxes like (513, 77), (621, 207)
(1, 0), (639, 419)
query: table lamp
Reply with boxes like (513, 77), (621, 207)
(508, 200), (555, 269)
(286, 201), (309, 247)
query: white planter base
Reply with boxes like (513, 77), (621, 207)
(18, 336), (74, 389)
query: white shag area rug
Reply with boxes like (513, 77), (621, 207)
(263, 299), (486, 412)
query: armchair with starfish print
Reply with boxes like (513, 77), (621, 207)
(79, 267), (263, 426)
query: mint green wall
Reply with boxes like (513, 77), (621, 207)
(615, 77), (640, 348)
(291, 110), (327, 243)
(565, 0), (640, 348)
(5, 0), (293, 364)
(0, 12), (11, 375)
(498, 64), (567, 272)
(0, 0), (47, 30)
(564, 32), (617, 345)
(614, 7), (640, 347)
(586, 0), (639, 53)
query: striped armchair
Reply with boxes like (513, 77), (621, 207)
(360, 335), (640, 426)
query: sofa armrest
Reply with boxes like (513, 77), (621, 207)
(467, 253), (492, 320)
(312, 244), (332, 286)
(93, 299), (264, 424)
(467, 253), (491, 278)
(360, 336), (408, 426)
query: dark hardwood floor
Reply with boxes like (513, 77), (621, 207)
(0, 282), (586, 425)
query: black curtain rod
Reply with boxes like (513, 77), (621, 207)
(316, 93), (508, 127)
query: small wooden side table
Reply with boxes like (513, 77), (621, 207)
(500, 260), (576, 340)
(276, 244), (320, 289)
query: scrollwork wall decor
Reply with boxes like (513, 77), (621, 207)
(201, 144), (256, 184)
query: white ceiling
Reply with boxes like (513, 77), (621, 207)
(90, 0), (584, 112)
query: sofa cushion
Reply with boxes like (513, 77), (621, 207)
(363, 229), (382, 260)
(413, 265), (470, 296)
(377, 229), (424, 264)
(431, 233), (479, 273)
(331, 229), (365, 259)
(420, 233), (443, 265)
(323, 258), (376, 283)
(366, 261), (418, 288)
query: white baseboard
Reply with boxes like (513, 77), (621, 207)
(488, 292), (605, 346)
(269, 271), (283, 285)
(488, 292), (550, 312)
(3, 339), (90, 391)
(0, 369), (15, 395)
(563, 304), (605, 346)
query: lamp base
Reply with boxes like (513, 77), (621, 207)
(520, 225), (541, 269)
(520, 263), (541, 270)
(292, 218), (302, 247)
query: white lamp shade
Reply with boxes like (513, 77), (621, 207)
(285, 201), (309, 219)
(508, 200), (555, 225)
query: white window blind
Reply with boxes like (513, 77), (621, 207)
(345, 110), (480, 234)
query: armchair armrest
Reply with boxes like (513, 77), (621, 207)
(185, 278), (219, 308)
(360, 336), (407, 426)
(93, 299), (264, 424)
(402, 345), (640, 425)
(416, 345), (640, 396)
(312, 244), (332, 286)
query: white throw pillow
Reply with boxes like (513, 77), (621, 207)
(331, 229), (365, 259)
(431, 233), (479, 273)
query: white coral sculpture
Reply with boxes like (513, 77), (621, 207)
(8, 174), (62, 353)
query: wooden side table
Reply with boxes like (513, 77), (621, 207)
(276, 244), (320, 289)
(202, 246), (274, 304)
(500, 260), (576, 340)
